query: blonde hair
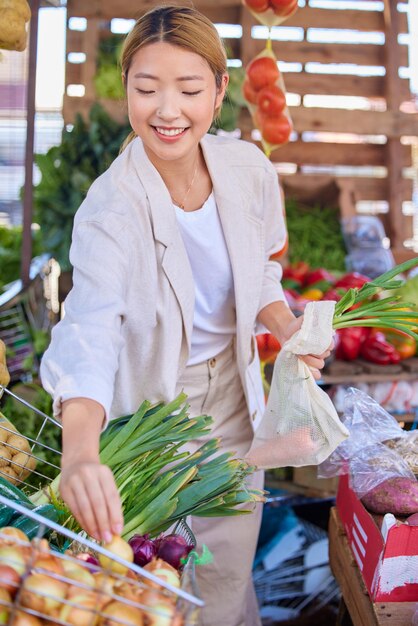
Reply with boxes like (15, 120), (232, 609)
(120, 5), (228, 151)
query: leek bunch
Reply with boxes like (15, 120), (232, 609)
(333, 258), (418, 338)
(34, 393), (264, 539)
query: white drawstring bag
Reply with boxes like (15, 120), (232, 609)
(246, 301), (349, 469)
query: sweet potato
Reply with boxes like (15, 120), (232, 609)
(361, 477), (418, 516)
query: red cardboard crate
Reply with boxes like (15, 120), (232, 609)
(336, 474), (418, 602)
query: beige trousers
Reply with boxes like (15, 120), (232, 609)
(176, 341), (264, 626)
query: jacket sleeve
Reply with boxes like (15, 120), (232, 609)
(257, 163), (288, 318)
(40, 217), (130, 424)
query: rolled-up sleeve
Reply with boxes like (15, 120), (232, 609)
(40, 218), (129, 423)
(257, 164), (288, 314)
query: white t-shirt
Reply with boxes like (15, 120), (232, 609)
(175, 193), (236, 365)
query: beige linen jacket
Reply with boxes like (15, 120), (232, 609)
(41, 133), (287, 431)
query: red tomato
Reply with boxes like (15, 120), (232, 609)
(256, 85), (286, 116)
(247, 57), (280, 91)
(260, 113), (292, 145)
(242, 79), (258, 105)
(244, 0), (270, 11)
(270, 0), (298, 16)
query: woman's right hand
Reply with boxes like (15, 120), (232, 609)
(60, 397), (123, 542)
(60, 455), (123, 543)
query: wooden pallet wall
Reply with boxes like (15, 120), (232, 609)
(63, 0), (418, 259)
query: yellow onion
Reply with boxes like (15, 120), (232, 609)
(101, 600), (144, 626)
(140, 589), (176, 626)
(20, 572), (67, 615)
(8, 611), (43, 626)
(0, 586), (11, 624)
(31, 541), (63, 577)
(144, 559), (180, 589)
(0, 563), (20, 596)
(62, 559), (95, 589)
(99, 536), (134, 576)
(93, 571), (117, 609)
(0, 545), (27, 576)
(113, 580), (143, 604)
(59, 590), (100, 626)
(0, 527), (29, 544)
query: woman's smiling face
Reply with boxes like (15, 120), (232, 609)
(126, 42), (228, 165)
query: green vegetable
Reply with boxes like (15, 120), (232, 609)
(94, 33), (125, 100)
(393, 274), (418, 309)
(10, 504), (62, 539)
(0, 225), (43, 293)
(0, 475), (33, 506)
(34, 104), (131, 270)
(32, 393), (264, 539)
(0, 503), (16, 526)
(284, 198), (347, 272)
(333, 259), (418, 340)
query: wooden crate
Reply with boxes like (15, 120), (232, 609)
(293, 465), (339, 494)
(329, 507), (417, 626)
(63, 0), (418, 257)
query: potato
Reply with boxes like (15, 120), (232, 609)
(0, 0), (31, 22)
(7, 434), (31, 454)
(0, 445), (12, 468)
(11, 451), (36, 478)
(361, 477), (418, 516)
(0, 417), (17, 444)
(0, 9), (26, 48)
(0, 340), (9, 387)
(0, 466), (19, 485)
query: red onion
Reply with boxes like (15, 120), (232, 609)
(157, 534), (192, 570)
(128, 534), (157, 567)
(76, 552), (100, 569)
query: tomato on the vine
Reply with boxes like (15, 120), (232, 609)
(270, 0), (298, 16)
(242, 79), (258, 104)
(244, 0), (270, 11)
(260, 113), (292, 145)
(247, 57), (280, 91)
(256, 85), (286, 116)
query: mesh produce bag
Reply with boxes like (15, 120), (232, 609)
(246, 301), (349, 469)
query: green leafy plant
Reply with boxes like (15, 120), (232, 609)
(34, 104), (131, 271)
(285, 198), (347, 272)
(0, 226), (43, 292)
(212, 66), (247, 132)
(94, 34), (125, 100)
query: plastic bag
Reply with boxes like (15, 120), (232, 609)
(317, 387), (414, 497)
(242, 0), (298, 28)
(318, 387), (408, 479)
(246, 301), (349, 469)
(349, 443), (415, 498)
(243, 45), (293, 157)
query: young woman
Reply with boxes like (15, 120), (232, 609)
(41, 6), (331, 625)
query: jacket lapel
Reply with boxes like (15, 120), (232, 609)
(131, 140), (195, 351)
(201, 137), (265, 361)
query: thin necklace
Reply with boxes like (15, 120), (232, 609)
(171, 158), (199, 210)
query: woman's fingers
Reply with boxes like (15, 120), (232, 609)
(98, 466), (124, 537)
(59, 462), (123, 541)
(301, 354), (325, 370)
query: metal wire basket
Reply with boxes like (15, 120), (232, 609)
(0, 495), (202, 625)
(0, 384), (202, 624)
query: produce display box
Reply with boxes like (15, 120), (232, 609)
(336, 474), (418, 602)
(292, 466), (339, 495)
